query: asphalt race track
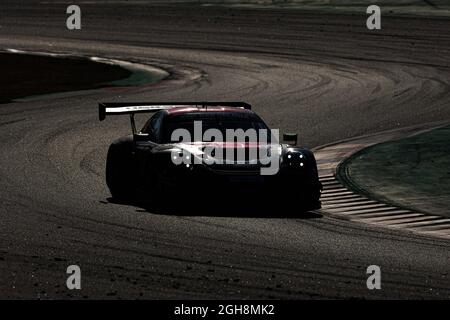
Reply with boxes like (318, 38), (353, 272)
(1, 2), (450, 299)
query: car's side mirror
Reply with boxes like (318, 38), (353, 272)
(283, 133), (298, 145)
(133, 132), (150, 142)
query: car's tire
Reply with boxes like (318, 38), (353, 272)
(106, 136), (135, 200)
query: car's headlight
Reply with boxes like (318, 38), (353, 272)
(285, 151), (306, 168)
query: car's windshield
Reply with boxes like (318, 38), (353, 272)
(162, 112), (270, 143)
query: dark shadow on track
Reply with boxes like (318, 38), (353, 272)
(0, 52), (132, 103)
(103, 197), (323, 219)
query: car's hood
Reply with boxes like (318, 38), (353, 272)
(171, 142), (281, 164)
(175, 141), (277, 148)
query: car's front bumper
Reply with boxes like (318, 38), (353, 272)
(157, 164), (322, 210)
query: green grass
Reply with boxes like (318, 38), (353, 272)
(342, 125), (450, 216)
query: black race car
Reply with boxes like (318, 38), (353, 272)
(99, 102), (322, 211)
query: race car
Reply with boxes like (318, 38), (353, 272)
(99, 102), (322, 211)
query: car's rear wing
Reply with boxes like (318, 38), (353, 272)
(99, 102), (251, 121)
(99, 102), (252, 133)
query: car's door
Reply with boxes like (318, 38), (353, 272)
(134, 112), (164, 190)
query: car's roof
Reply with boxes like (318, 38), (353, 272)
(166, 106), (254, 115)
